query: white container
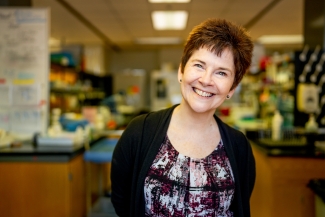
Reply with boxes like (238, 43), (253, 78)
(272, 110), (283, 140)
(305, 114), (318, 132)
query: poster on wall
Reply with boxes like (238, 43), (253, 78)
(0, 8), (49, 137)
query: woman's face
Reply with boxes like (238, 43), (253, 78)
(178, 47), (236, 114)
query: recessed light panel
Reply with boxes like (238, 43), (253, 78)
(149, 0), (191, 3)
(135, 37), (182, 44)
(257, 35), (303, 44)
(152, 11), (188, 30)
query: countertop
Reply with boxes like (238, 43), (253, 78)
(0, 142), (85, 162)
(0, 130), (122, 162)
(0, 137), (104, 162)
(245, 128), (325, 158)
(249, 139), (325, 158)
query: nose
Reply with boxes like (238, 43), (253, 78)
(199, 71), (212, 86)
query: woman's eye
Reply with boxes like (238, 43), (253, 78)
(194, 64), (203, 69)
(217, 71), (227, 76)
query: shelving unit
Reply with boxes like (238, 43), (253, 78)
(49, 63), (109, 113)
(294, 49), (325, 128)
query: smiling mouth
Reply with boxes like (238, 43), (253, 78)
(193, 88), (214, 97)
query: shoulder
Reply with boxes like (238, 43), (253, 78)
(133, 105), (176, 129)
(215, 116), (247, 141)
(121, 105), (176, 139)
(144, 105), (176, 121)
(215, 115), (252, 156)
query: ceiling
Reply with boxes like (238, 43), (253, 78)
(32, 0), (304, 51)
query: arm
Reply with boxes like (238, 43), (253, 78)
(231, 130), (256, 197)
(230, 129), (256, 217)
(111, 115), (145, 216)
(245, 138), (256, 197)
(242, 136), (256, 217)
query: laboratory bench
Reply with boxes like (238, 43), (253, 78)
(0, 141), (87, 217)
(0, 133), (119, 217)
(248, 131), (325, 217)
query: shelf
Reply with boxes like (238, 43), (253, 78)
(50, 88), (106, 99)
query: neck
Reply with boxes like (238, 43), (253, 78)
(174, 102), (216, 129)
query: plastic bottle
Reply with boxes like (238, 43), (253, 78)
(272, 110), (283, 141)
(305, 114), (318, 133)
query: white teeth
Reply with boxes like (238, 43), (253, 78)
(194, 88), (213, 97)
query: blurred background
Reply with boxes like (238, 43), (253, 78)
(0, 0), (325, 217)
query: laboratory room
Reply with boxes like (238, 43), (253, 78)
(0, 0), (325, 216)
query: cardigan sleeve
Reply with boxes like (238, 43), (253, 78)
(235, 131), (256, 217)
(111, 114), (145, 217)
(246, 138), (256, 198)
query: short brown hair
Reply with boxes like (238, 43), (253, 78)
(180, 18), (253, 90)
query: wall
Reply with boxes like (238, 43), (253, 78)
(107, 48), (182, 74)
(107, 50), (158, 74)
(106, 48), (183, 108)
(84, 45), (108, 76)
(158, 48), (183, 70)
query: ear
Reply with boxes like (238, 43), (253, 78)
(227, 87), (237, 98)
(177, 64), (183, 82)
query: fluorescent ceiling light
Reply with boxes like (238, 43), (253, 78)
(257, 35), (303, 44)
(49, 37), (61, 47)
(152, 11), (188, 30)
(149, 0), (191, 3)
(135, 37), (182, 44)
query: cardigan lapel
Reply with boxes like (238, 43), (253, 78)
(135, 105), (177, 216)
(215, 115), (244, 217)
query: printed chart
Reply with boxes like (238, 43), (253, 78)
(0, 8), (49, 136)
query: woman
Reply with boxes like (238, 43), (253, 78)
(111, 18), (255, 217)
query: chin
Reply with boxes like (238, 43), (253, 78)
(189, 104), (216, 114)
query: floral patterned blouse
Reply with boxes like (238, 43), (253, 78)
(144, 135), (235, 217)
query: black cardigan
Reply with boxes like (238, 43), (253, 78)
(111, 105), (256, 217)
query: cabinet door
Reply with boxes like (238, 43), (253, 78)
(251, 146), (325, 217)
(0, 155), (86, 217)
(0, 161), (69, 217)
(68, 154), (87, 217)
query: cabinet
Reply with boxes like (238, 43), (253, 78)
(250, 145), (325, 217)
(0, 154), (86, 217)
